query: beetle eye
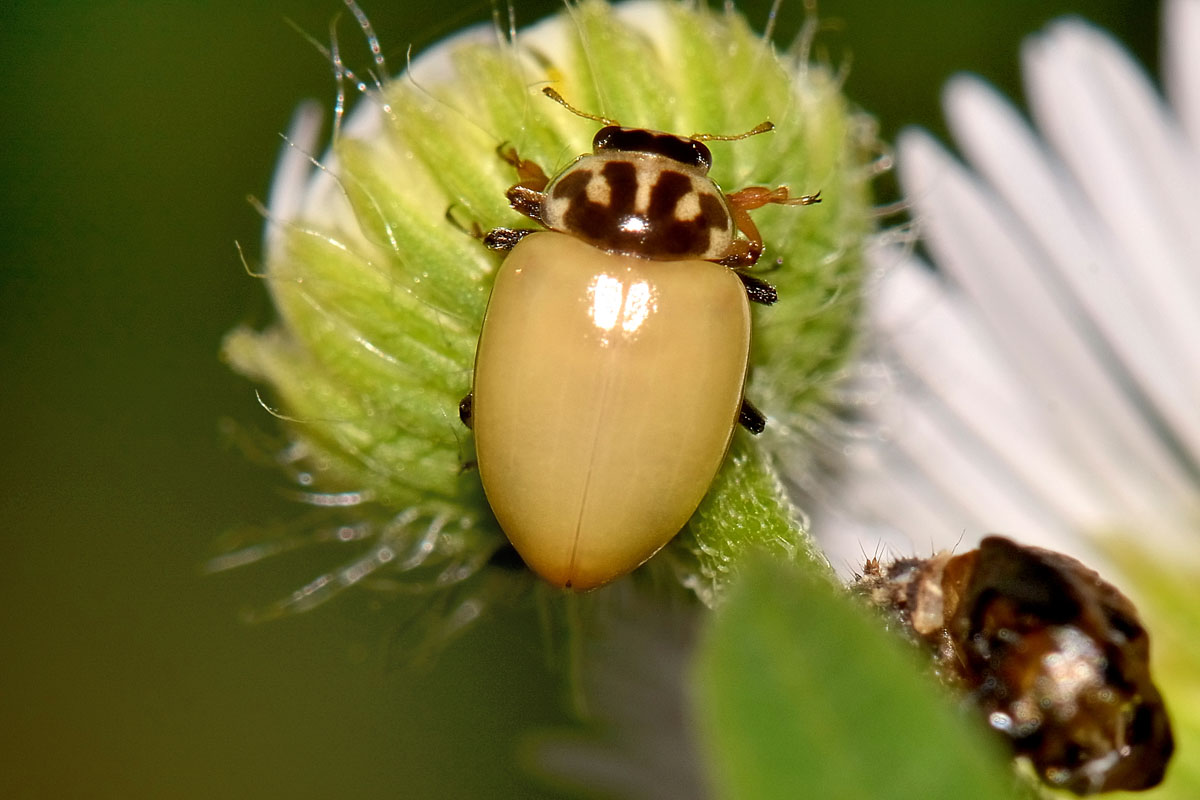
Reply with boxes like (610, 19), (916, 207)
(592, 125), (622, 151)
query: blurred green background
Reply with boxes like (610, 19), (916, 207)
(0, 2), (1157, 798)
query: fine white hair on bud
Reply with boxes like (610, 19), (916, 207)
(219, 0), (876, 623)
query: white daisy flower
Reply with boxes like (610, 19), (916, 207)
(812, 1), (1200, 794)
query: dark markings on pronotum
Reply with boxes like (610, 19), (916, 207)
(556, 162), (728, 258)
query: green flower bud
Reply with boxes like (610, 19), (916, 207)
(221, 0), (875, 615)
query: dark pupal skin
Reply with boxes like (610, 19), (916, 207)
(856, 537), (1174, 794)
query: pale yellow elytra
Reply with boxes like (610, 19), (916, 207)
(472, 232), (750, 589)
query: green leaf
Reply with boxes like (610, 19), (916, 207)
(692, 558), (1019, 800)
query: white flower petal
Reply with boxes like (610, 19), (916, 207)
(1023, 22), (1200, 437)
(873, 248), (1104, 532)
(943, 75), (1200, 486)
(899, 128), (1189, 537)
(817, 243), (1106, 575)
(1166, 0), (1200, 152)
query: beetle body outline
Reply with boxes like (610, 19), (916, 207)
(463, 90), (818, 589)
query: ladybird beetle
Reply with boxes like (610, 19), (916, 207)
(460, 88), (819, 590)
(856, 537), (1174, 793)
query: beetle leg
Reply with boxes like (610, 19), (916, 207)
(447, 205), (538, 252)
(482, 227), (539, 251)
(735, 272), (778, 305)
(719, 209), (765, 268)
(495, 144), (550, 225)
(451, 203), (539, 251)
(739, 397), (766, 434)
(445, 205), (486, 238)
(722, 186), (822, 268)
(505, 184), (546, 223)
(718, 238), (761, 269)
(497, 143), (550, 191)
(487, 542), (526, 572)
(728, 185), (822, 210)
(458, 392), (474, 428)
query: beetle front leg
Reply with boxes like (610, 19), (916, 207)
(494, 144), (550, 229)
(497, 144), (550, 192)
(722, 186), (822, 268)
(728, 186), (821, 210)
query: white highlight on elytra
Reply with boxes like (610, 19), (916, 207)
(621, 281), (654, 333)
(587, 274), (655, 334)
(590, 274), (624, 330)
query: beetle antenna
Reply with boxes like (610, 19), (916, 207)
(542, 86), (618, 126)
(692, 121), (775, 142)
